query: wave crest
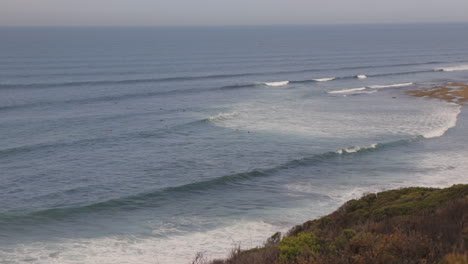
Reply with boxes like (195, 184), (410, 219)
(367, 82), (414, 89)
(336, 143), (378, 154)
(435, 65), (468, 72)
(0, 138), (417, 225)
(328, 87), (366, 94)
(264, 81), (289, 87)
(313, 77), (336, 82)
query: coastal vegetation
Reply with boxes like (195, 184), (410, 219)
(194, 184), (468, 264)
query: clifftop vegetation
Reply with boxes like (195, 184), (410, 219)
(194, 184), (468, 264)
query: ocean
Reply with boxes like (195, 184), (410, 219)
(0, 24), (468, 263)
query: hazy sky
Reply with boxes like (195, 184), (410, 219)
(1, 0), (468, 26)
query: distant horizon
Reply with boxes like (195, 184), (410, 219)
(1, 21), (468, 28)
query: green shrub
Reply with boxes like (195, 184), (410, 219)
(278, 232), (323, 262)
(201, 184), (468, 264)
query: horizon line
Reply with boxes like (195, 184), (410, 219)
(1, 21), (468, 28)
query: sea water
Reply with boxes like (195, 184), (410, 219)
(1, 24), (468, 263)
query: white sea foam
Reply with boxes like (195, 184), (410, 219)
(435, 65), (468, 72)
(328, 87), (366, 94)
(208, 112), (238, 122)
(211, 87), (462, 148)
(367, 82), (414, 89)
(355, 75), (368, 79)
(422, 104), (461, 138)
(264, 81), (289, 87)
(286, 183), (395, 204)
(0, 220), (283, 264)
(336, 143), (378, 154)
(314, 77), (336, 82)
(354, 90), (377, 94)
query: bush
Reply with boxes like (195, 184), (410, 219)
(198, 184), (468, 264)
(278, 232), (323, 262)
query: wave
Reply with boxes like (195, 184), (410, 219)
(354, 74), (368, 79)
(367, 82), (414, 89)
(352, 90), (377, 94)
(208, 112), (239, 121)
(313, 77), (336, 82)
(422, 104), (461, 138)
(328, 82), (414, 94)
(0, 137), (422, 226)
(435, 65), (468, 72)
(0, 67), (443, 92)
(336, 143), (378, 154)
(1, 59), (451, 79)
(263, 81), (290, 87)
(327, 87), (366, 94)
(0, 72), (262, 90)
(2, 102), (462, 224)
(0, 118), (211, 158)
(2, 59), (465, 90)
(294, 70), (432, 84)
(0, 67), (452, 113)
(0, 87), (204, 112)
(219, 83), (258, 90)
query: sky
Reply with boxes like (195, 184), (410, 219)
(1, 0), (468, 26)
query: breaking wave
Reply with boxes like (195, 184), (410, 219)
(354, 75), (368, 79)
(421, 104), (461, 138)
(2, 126), (461, 227)
(435, 65), (468, 72)
(328, 87), (366, 94)
(367, 82), (414, 89)
(336, 143), (378, 154)
(313, 77), (336, 82)
(328, 82), (414, 94)
(263, 81), (290, 87)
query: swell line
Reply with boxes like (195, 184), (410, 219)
(0, 118), (211, 159)
(0, 137), (419, 226)
(0, 72), (263, 90)
(0, 60), (456, 90)
(0, 69), (438, 113)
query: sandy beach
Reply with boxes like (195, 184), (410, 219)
(407, 82), (468, 104)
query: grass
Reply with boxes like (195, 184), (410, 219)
(194, 184), (468, 264)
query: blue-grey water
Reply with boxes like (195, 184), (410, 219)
(1, 24), (468, 263)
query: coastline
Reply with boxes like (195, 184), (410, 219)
(197, 184), (468, 264)
(194, 84), (468, 264)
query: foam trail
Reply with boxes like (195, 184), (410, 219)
(264, 81), (289, 87)
(208, 112), (239, 122)
(336, 143), (378, 154)
(435, 65), (468, 72)
(328, 87), (366, 94)
(344, 90), (377, 96)
(422, 104), (461, 138)
(314, 77), (335, 82)
(367, 82), (414, 89)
